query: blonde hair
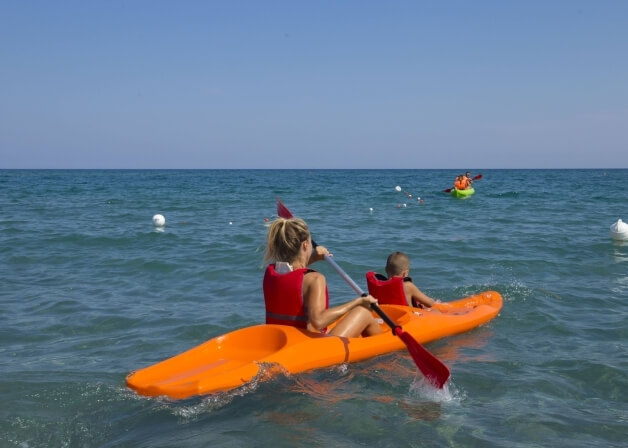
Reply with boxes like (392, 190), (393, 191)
(385, 251), (410, 277)
(264, 217), (310, 264)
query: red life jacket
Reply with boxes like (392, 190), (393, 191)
(263, 264), (329, 330)
(365, 271), (413, 306)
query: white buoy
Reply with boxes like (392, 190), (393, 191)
(369, 207), (373, 212)
(152, 214), (166, 227)
(229, 221), (233, 225)
(395, 186), (401, 192)
(610, 219), (628, 241)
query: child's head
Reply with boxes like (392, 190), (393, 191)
(385, 251), (410, 277)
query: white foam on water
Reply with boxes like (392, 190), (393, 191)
(408, 376), (461, 404)
(162, 362), (291, 419)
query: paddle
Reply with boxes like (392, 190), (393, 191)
(444, 174), (483, 193)
(275, 198), (451, 388)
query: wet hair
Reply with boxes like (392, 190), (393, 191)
(264, 217), (310, 264)
(385, 251), (410, 277)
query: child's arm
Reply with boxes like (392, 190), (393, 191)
(404, 282), (436, 308)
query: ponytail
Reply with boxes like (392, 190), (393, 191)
(264, 217), (310, 264)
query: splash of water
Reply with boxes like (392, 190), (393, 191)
(408, 376), (463, 404)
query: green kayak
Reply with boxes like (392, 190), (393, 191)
(451, 187), (475, 198)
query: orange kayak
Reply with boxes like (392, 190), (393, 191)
(126, 290), (503, 400)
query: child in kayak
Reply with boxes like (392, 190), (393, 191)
(367, 251), (437, 309)
(263, 217), (382, 338)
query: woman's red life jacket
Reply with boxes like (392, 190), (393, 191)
(366, 271), (413, 306)
(263, 264), (329, 330)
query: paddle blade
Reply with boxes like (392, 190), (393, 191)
(394, 327), (451, 388)
(276, 197), (294, 219)
(443, 188), (453, 193)
(474, 174), (483, 180)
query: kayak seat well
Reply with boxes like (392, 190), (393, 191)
(215, 325), (290, 360)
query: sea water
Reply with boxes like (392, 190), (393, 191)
(1, 169), (626, 447)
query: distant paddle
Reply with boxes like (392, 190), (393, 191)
(444, 174), (482, 193)
(275, 197), (451, 388)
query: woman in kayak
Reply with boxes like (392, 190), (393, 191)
(263, 217), (382, 338)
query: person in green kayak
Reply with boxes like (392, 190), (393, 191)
(453, 174), (466, 190)
(465, 171), (474, 189)
(263, 217), (382, 338)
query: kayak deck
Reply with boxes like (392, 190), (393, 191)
(126, 290), (502, 399)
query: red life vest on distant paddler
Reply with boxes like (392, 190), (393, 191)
(366, 271), (414, 307)
(263, 264), (329, 330)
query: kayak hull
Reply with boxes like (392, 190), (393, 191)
(126, 290), (503, 399)
(451, 187), (475, 198)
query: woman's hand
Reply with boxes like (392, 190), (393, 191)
(308, 245), (331, 264)
(358, 294), (378, 308)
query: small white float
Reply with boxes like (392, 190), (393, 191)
(152, 214), (166, 227)
(610, 219), (628, 241)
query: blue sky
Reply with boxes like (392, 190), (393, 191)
(1, 1), (627, 169)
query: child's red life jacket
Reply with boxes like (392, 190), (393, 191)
(365, 271), (409, 306)
(263, 264), (329, 330)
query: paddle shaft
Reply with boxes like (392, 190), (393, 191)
(282, 203), (406, 332)
(281, 201), (402, 332)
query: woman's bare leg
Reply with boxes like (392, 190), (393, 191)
(329, 306), (382, 338)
